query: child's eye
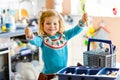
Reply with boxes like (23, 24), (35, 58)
(54, 23), (58, 25)
(46, 23), (51, 25)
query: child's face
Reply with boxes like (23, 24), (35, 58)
(43, 16), (59, 36)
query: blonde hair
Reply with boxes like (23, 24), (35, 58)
(38, 9), (65, 36)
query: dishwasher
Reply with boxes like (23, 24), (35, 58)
(0, 38), (11, 80)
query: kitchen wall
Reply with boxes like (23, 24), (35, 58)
(1, 0), (120, 18)
(70, 0), (120, 66)
(71, 0), (120, 17)
(46, 0), (71, 15)
(0, 0), (46, 19)
(92, 16), (120, 63)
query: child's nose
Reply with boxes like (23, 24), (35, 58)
(50, 24), (54, 27)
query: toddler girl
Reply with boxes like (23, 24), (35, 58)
(25, 9), (88, 74)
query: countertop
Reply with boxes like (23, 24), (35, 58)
(0, 26), (38, 38)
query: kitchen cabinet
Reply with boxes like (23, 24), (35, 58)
(46, 0), (71, 15)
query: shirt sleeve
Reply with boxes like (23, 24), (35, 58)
(28, 36), (43, 47)
(64, 20), (85, 40)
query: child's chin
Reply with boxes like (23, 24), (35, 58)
(48, 33), (56, 36)
(49, 32), (57, 36)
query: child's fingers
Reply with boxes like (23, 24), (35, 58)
(82, 13), (88, 27)
(82, 13), (88, 23)
(84, 13), (88, 21)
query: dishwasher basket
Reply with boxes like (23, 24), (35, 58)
(83, 38), (116, 68)
(56, 66), (120, 80)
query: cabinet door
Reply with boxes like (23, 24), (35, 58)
(62, 0), (71, 15)
(46, 0), (54, 9)
(46, 0), (71, 15)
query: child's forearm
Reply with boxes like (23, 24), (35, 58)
(78, 20), (85, 27)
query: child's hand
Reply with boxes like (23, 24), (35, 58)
(81, 13), (88, 26)
(24, 27), (33, 39)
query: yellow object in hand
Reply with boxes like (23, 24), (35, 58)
(80, 0), (88, 27)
